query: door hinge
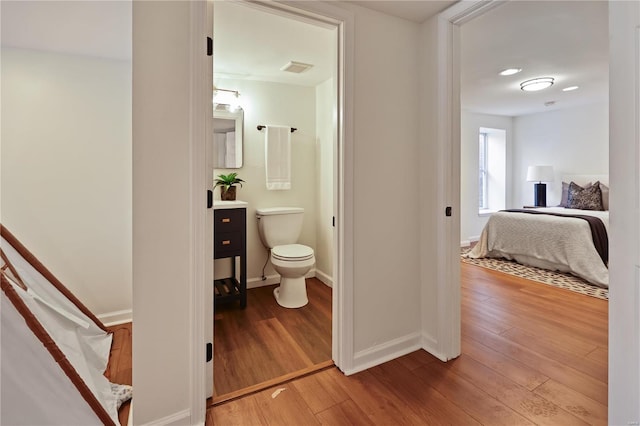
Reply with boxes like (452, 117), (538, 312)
(207, 190), (213, 209)
(445, 206), (452, 217)
(206, 342), (212, 362)
(207, 37), (213, 56)
(332, 216), (335, 227)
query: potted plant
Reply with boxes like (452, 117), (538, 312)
(214, 172), (245, 201)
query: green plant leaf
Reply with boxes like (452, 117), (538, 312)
(214, 173), (245, 188)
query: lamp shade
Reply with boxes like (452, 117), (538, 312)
(526, 165), (554, 182)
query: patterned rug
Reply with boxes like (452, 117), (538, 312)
(461, 247), (608, 300)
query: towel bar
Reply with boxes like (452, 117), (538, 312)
(257, 125), (297, 133)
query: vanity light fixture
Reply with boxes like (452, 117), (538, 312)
(520, 77), (554, 92)
(213, 87), (241, 111)
(499, 68), (522, 76)
(562, 86), (579, 92)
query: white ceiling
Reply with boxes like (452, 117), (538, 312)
(214, 0), (609, 117)
(348, 0), (456, 23)
(460, 1), (609, 116)
(1, 1), (608, 118)
(213, 1), (336, 87)
(0, 1), (131, 61)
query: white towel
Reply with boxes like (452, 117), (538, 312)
(265, 125), (291, 190)
(225, 131), (236, 167)
(214, 133), (226, 168)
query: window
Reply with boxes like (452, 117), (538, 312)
(478, 132), (488, 209)
(478, 127), (506, 214)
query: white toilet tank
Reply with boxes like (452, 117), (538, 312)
(256, 207), (304, 248)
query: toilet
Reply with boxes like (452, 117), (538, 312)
(256, 207), (315, 308)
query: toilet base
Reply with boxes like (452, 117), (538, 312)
(273, 276), (308, 308)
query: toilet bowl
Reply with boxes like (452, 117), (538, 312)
(270, 244), (315, 308)
(256, 207), (316, 308)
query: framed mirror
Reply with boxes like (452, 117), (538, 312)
(213, 104), (243, 168)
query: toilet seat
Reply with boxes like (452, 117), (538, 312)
(271, 244), (314, 262)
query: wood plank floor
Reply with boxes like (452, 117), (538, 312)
(105, 322), (132, 426)
(207, 262), (608, 425)
(212, 278), (333, 401)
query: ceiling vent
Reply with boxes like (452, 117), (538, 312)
(281, 61), (313, 74)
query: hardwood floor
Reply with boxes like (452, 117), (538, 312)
(207, 262), (608, 425)
(105, 322), (132, 426)
(212, 278), (333, 402)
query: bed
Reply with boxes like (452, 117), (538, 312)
(465, 175), (609, 288)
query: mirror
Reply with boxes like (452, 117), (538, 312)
(213, 104), (243, 168)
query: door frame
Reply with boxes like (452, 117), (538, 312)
(232, 0), (355, 373)
(191, 1), (356, 417)
(189, 0), (214, 422)
(437, 1), (640, 422)
(432, 0), (506, 361)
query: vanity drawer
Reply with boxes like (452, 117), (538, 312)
(214, 209), (245, 233)
(214, 231), (243, 257)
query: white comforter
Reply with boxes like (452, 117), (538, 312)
(465, 207), (609, 288)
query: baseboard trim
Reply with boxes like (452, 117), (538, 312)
(461, 236), (480, 248)
(98, 309), (133, 327)
(247, 274), (280, 289)
(343, 332), (422, 375)
(314, 269), (333, 287)
(421, 332), (449, 362)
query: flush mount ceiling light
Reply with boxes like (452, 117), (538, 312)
(499, 68), (522, 76)
(562, 86), (579, 92)
(520, 77), (554, 92)
(281, 61), (314, 74)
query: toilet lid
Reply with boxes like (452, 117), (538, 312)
(272, 244), (314, 261)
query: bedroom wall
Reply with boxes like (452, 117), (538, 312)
(512, 101), (609, 208)
(212, 77), (323, 287)
(1, 47), (132, 324)
(460, 111), (513, 244)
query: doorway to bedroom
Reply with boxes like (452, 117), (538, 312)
(456, 0), (609, 414)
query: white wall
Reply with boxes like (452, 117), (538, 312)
(315, 78), (334, 284)
(608, 0), (640, 422)
(212, 78), (319, 285)
(460, 111), (513, 243)
(1, 48), (132, 324)
(132, 2), (194, 423)
(337, 3), (422, 358)
(512, 102), (609, 207)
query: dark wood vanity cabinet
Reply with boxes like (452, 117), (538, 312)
(213, 208), (247, 308)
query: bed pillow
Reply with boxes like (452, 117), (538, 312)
(559, 181), (592, 207)
(567, 181), (604, 210)
(599, 182), (609, 210)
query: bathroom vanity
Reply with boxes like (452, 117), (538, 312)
(213, 200), (247, 308)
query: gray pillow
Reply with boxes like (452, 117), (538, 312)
(599, 182), (609, 210)
(567, 181), (604, 210)
(559, 181), (592, 207)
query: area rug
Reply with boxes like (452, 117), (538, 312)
(461, 247), (608, 301)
